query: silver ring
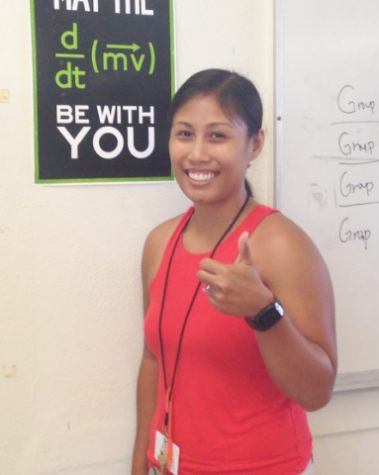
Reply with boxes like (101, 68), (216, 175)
(203, 284), (211, 292)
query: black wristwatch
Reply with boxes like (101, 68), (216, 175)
(245, 298), (284, 332)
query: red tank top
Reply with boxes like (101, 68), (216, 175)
(144, 205), (312, 475)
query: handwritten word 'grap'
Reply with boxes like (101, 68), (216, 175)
(338, 132), (375, 156)
(339, 217), (371, 250)
(337, 85), (375, 114)
(339, 171), (374, 198)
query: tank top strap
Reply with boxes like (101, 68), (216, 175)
(242, 204), (279, 235)
(215, 204), (279, 260)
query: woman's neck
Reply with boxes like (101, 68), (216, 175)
(184, 193), (255, 253)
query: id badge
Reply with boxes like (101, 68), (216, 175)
(154, 430), (180, 475)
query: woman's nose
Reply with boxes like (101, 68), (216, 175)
(187, 138), (209, 162)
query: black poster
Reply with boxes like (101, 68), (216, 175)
(31, 0), (175, 183)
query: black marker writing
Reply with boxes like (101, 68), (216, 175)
(339, 217), (371, 250)
(338, 132), (375, 156)
(339, 171), (374, 197)
(337, 85), (375, 114)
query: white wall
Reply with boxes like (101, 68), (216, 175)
(0, 1), (274, 474)
(2, 1), (378, 474)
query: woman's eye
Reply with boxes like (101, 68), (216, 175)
(177, 130), (192, 138)
(210, 132), (226, 139)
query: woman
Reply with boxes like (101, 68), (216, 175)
(131, 69), (337, 475)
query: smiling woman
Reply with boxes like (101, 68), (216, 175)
(169, 94), (263, 206)
(131, 69), (337, 475)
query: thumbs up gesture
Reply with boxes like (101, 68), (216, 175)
(197, 232), (274, 317)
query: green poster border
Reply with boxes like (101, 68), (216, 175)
(30, 0), (175, 185)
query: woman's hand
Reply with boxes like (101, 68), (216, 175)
(197, 231), (274, 317)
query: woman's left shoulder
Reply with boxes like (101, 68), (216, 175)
(250, 208), (332, 295)
(253, 209), (319, 259)
(251, 208), (335, 344)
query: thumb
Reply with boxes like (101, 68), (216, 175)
(234, 231), (254, 265)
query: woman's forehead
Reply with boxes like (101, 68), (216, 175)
(173, 94), (245, 127)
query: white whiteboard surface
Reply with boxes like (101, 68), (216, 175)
(277, 0), (379, 377)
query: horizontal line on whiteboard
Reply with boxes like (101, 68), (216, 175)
(331, 121), (379, 125)
(338, 201), (379, 208)
(312, 155), (379, 163)
(339, 160), (379, 166)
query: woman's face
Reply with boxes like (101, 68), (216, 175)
(169, 94), (264, 206)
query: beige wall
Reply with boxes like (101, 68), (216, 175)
(0, 1), (273, 474)
(0, 1), (378, 474)
(310, 389), (379, 474)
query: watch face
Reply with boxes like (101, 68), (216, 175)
(256, 307), (281, 331)
(245, 299), (284, 332)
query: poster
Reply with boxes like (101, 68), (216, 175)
(30, 0), (175, 184)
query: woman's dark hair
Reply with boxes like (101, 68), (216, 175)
(168, 69), (263, 197)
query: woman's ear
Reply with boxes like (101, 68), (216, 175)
(249, 129), (265, 162)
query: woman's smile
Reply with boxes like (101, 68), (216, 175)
(186, 169), (220, 185)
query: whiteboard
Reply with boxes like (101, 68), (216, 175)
(277, 0), (379, 377)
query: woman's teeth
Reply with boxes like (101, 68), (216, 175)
(188, 171), (215, 181)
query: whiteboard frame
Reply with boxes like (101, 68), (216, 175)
(274, 0), (283, 211)
(275, 0), (379, 392)
(334, 370), (379, 393)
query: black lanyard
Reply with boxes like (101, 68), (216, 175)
(158, 193), (250, 417)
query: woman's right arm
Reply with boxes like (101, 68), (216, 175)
(131, 230), (159, 475)
(131, 218), (181, 475)
(131, 343), (159, 475)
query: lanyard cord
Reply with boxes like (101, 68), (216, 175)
(158, 193), (250, 406)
